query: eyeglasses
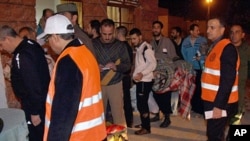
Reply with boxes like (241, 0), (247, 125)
(44, 34), (52, 42)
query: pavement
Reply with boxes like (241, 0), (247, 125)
(127, 110), (250, 141)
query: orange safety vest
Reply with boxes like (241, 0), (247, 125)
(201, 39), (240, 103)
(44, 45), (106, 141)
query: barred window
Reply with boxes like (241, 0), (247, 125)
(108, 0), (139, 6)
(107, 0), (138, 32)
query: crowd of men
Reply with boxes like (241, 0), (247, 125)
(0, 2), (249, 141)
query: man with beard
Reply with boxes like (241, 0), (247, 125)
(170, 26), (184, 60)
(150, 21), (179, 127)
(129, 28), (156, 135)
(92, 19), (131, 140)
(86, 20), (100, 39)
(170, 26), (184, 116)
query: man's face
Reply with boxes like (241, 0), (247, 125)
(44, 10), (54, 21)
(207, 19), (225, 41)
(130, 33), (141, 47)
(230, 25), (245, 46)
(60, 12), (75, 25)
(190, 26), (200, 38)
(100, 25), (114, 43)
(170, 29), (177, 39)
(86, 23), (93, 38)
(0, 37), (12, 53)
(46, 34), (61, 55)
(152, 23), (162, 37)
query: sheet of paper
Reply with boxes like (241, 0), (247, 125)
(204, 110), (227, 119)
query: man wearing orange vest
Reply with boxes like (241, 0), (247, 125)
(202, 17), (240, 141)
(37, 14), (106, 141)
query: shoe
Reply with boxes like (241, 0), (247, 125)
(134, 124), (141, 128)
(127, 123), (133, 128)
(150, 113), (160, 122)
(134, 128), (151, 135)
(160, 116), (171, 128)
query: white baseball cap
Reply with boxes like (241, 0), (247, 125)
(37, 14), (74, 40)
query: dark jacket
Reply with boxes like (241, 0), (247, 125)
(74, 24), (96, 57)
(11, 38), (50, 117)
(204, 37), (238, 109)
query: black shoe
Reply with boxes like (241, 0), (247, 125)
(127, 123), (133, 128)
(134, 124), (142, 128)
(150, 113), (160, 122)
(134, 128), (151, 135)
(160, 117), (171, 128)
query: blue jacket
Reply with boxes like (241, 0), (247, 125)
(181, 35), (207, 70)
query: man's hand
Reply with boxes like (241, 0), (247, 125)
(212, 107), (223, 119)
(105, 62), (117, 71)
(31, 115), (41, 126)
(133, 72), (143, 81)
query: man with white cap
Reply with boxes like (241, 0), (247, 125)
(37, 14), (106, 141)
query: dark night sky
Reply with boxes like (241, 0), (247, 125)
(158, 0), (250, 33)
(159, 0), (232, 20)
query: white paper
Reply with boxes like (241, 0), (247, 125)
(204, 110), (227, 119)
(102, 67), (110, 70)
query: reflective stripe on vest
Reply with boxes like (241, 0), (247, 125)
(45, 91), (104, 129)
(201, 82), (238, 92)
(44, 45), (106, 141)
(45, 113), (105, 133)
(201, 39), (240, 103)
(72, 113), (105, 133)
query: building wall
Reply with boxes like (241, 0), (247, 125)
(0, 0), (37, 108)
(0, 0), (36, 32)
(0, 0), (191, 108)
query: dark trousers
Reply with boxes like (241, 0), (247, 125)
(191, 69), (204, 114)
(136, 81), (153, 131)
(153, 91), (172, 116)
(23, 108), (44, 141)
(28, 122), (44, 141)
(204, 101), (238, 141)
(122, 75), (133, 126)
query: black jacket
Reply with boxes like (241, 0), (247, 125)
(11, 38), (50, 118)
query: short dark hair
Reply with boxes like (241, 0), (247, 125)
(0, 25), (18, 39)
(116, 26), (128, 37)
(152, 21), (163, 28)
(129, 28), (141, 36)
(100, 18), (114, 27)
(172, 26), (182, 35)
(230, 23), (245, 33)
(210, 16), (227, 28)
(189, 24), (199, 31)
(19, 26), (35, 34)
(42, 8), (54, 17)
(90, 20), (100, 35)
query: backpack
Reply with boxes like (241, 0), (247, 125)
(142, 46), (148, 62)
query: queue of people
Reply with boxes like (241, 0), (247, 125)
(0, 2), (249, 141)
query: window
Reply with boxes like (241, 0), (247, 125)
(107, 0), (138, 31)
(108, 0), (139, 6)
